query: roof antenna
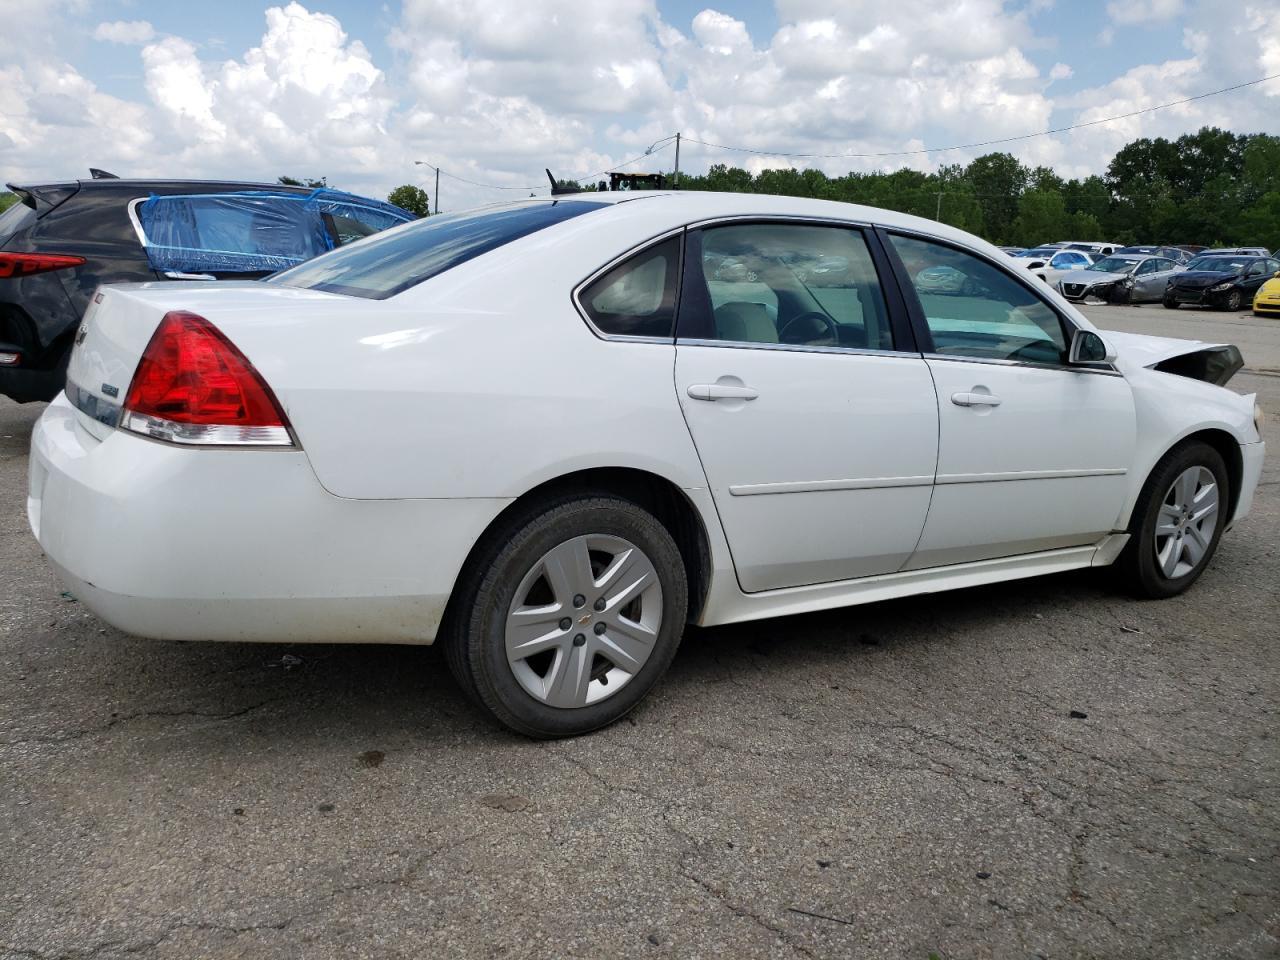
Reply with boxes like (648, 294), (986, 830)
(89, 168), (119, 179)
(546, 169), (584, 196)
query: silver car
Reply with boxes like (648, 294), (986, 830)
(1057, 254), (1185, 304)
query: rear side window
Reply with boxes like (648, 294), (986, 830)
(0, 200), (36, 248)
(579, 236), (680, 338)
(137, 190), (414, 276)
(271, 200), (607, 300)
(139, 193), (327, 274)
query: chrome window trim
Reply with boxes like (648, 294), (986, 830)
(682, 213), (875, 231)
(126, 197), (149, 248)
(922, 352), (1123, 377)
(677, 337), (922, 360)
(571, 226), (686, 343)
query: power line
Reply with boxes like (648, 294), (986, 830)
(681, 72), (1280, 160)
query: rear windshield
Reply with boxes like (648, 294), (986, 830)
(269, 200), (607, 299)
(0, 198), (36, 248)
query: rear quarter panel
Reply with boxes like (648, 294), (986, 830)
(190, 203), (713, 501)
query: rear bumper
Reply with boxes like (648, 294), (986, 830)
(28, 394), (511, 643)
(0, 361), (64, 403)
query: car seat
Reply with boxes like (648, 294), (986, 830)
(714, 301), (778, 343)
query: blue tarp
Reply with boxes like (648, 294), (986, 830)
(137, 188), (414, 275)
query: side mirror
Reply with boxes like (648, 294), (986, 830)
(1069, 329), (1116, 365)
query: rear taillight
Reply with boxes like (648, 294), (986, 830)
(121, 311), (294, 447)
(0, 252), (86, 279)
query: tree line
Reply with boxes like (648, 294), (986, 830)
(666, 127), (1280, 250)
(4, 127), (1275, 250)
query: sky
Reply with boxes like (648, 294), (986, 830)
(1, 0), (1278, 211)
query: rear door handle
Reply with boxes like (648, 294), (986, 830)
(688, 383), (759, 402)
(951, 391), (1002, 407)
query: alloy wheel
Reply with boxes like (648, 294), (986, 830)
(504, 534), (663, 708)
(1153, 466), (1219, 579)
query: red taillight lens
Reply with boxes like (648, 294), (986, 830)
(0, 252), (86, 279)
(121, 311), (294, 446)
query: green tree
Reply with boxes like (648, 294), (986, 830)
(387, 184), (431, 217)
(1012, 189), (1068, 246)
(963, 153), (1029, 244)
(0, 191), (18, 214)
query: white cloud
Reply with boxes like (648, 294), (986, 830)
(2, 0), (1279, 211)
(93, 20), (155, 45)
(1107, 0), (1184, 25)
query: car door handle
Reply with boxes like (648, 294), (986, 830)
(951, 391), (1002, 407)
(688, 383), (759, 402)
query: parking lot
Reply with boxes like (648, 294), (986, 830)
(1, 304), (1277, 959)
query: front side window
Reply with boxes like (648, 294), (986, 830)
(890, 233), (1069, 365)
(271, 200), (606, 299)
(686, 223), (895, 350)
(579, 236), (680, 338)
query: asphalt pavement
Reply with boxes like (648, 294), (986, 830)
(2, 304), (1277, 960)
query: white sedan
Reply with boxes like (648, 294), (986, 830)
(28, 192), (1265, 737)
(1012, 247), (1099, 288)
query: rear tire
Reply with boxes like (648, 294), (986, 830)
(1114, 441), (1229, 599)
(443, 494), (687, 738)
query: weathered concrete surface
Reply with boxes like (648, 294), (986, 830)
(2, 306), (1277, 959)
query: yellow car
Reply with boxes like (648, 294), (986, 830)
(1255, 272), (1280, 317)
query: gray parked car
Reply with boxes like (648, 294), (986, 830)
(1056, 254), (1185, 304)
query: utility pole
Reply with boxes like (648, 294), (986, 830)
(414, 161), (441, 215)
(673, 132), (681, 189)
(935, 191), (943, 221)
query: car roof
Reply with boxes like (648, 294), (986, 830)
(486, 191), (1005, 247)
(7, 177), (314, 195)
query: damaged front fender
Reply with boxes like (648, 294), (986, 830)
(1103, 331), (1245, 386)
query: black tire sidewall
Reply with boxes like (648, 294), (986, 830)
(1124, 442), (1230, 599)
(459, 496), (687, 738)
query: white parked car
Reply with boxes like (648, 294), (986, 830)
(1013, 248), (1098, 288)
(28, 193), (1266, 737)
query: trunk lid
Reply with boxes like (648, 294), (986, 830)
(64, 280), (346, 440)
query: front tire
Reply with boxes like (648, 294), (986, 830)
(1115, 441), (1229, 599)
(1223, 290), (1243, 312)
(444, 495), (687, 738)
(1162, 296), (1180, 309)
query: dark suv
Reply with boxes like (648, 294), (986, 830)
(0, 176), (413, 403)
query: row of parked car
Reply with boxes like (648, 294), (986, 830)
(0, 172), (416, 403)
(1000, 241), (1280, 315)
